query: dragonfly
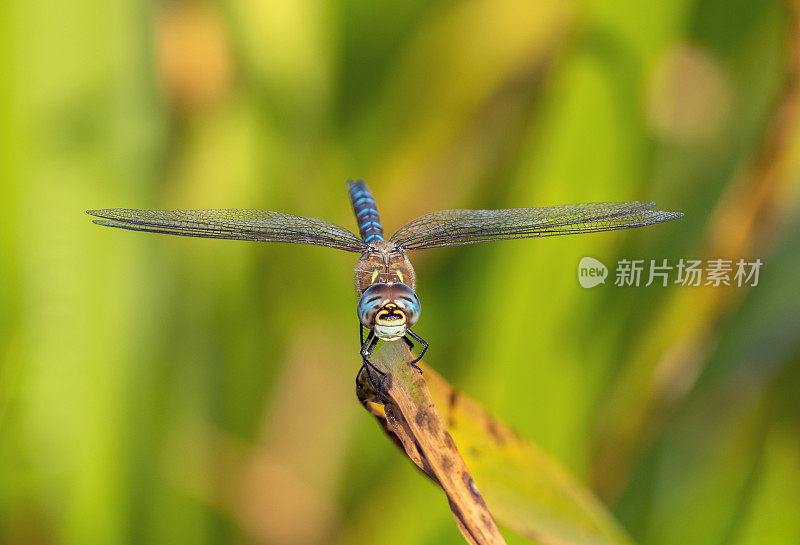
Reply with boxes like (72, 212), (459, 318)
(87, 180), (683, 402)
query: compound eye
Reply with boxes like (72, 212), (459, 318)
(356, 283), (391, 327)
(391, 284), (421, 327)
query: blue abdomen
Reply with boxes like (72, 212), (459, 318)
(347, 180), (384, 244)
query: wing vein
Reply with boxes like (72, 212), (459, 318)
(390, 203), (682, 249)
(87, 209), (368, 252)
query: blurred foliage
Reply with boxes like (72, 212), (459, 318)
(420, 362), (634, 545)
(2, 0), (800, 544)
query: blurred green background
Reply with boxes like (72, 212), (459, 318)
(2, 0), (800, 544)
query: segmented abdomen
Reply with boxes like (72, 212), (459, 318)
(347, 180), (384, 244)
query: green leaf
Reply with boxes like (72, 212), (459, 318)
(359, 340), (633, 545)
(425, 366), (635, 545)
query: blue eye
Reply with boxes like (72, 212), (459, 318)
(357, 283), (392, 327)
(393, 288), (420, 327)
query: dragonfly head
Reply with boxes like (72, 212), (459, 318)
(357, 282), (420, 341)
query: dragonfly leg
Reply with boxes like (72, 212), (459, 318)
(405, 329), (428, 374)
(403, 336), (414, 350)
(362, 357), (389, 402)
(357, 359), (387, 404)
(361, 330), (379, 359)
(358, 330), (387, 403)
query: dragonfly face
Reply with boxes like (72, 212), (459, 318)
(86, 178), (683, 404)
(357, 282), (421, 341)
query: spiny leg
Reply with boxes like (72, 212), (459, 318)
(361, 329), (379, 360)
(357, 326), (377, 375)
(355, 324), (367, 390)
(358, 329), (387, 403)
(401, 336), (421, 375)
(405, 329), (429, 374)
(356, 357), (386, 404)
(358, 358), (387, 404)
(362, 334), (383, 383)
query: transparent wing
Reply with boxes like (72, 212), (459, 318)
(87, 209), (368, 252)
(390, 202), (683, 249)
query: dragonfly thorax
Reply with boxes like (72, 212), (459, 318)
(357, 282), (421, 341)
(353, 240), (415, 295)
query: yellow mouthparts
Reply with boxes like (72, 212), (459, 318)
(376, 307), (407, 327)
